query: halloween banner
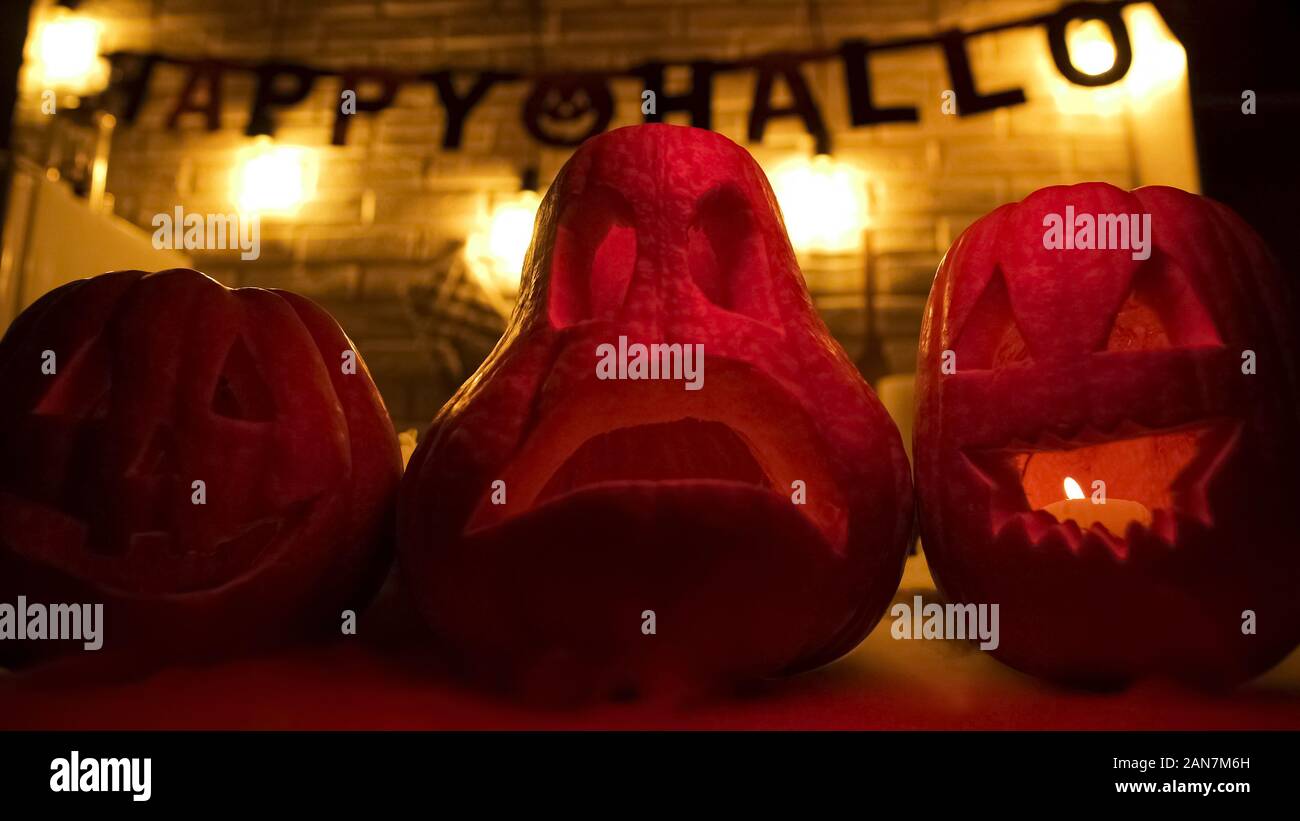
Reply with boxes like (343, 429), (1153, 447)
(88, 0), (1140, 151)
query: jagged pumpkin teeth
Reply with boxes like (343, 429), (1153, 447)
(915, 183), (1300, 688)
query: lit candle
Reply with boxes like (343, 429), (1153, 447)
(1042, 477), (1152, 535)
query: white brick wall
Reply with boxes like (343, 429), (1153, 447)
(13, 0), (1147, 425)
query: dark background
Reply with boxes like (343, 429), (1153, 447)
(1160, 0), (1300, 281)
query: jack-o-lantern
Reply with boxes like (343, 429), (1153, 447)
(0, 269), (401, 664)
(400, 124), (912, 699)
(915, 183), (1300, 687)
(522, 76), (614, 147)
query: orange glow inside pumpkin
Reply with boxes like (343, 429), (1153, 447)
(1018, 426), (1210, 514)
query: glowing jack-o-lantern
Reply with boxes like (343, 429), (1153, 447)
(400, 125), (913, 699)
(915, 183), (1300, 687)
(0, 269), (402, 664)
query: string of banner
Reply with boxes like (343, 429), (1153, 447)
(84, 0), (1141, 153)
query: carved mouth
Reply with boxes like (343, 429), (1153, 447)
(464, 367), (849, 549)
(535, 417), (770, 498)
(0, 491), (317, 596)
(963, 419), (1240, 558)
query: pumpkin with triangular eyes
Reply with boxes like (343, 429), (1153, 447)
(399, 124), (913, 700)
(914, 183), (1300, 687)
(0, 269), (401, 665)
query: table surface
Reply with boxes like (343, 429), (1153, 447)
(4, 555), (1299, 730)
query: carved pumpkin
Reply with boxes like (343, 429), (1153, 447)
(0, 269), (402, 664)
(400, 124), (913, 699)
(915, 183), (1300, 687)
(522, 76), (614, 147)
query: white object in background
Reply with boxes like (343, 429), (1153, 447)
(0, 159), (192, 330)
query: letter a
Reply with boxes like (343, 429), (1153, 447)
(941, 349), (957, 374)
(1090, 480), (1106, 505)
(50, 757), (71, 792)
(1042, 213), (1064, 250)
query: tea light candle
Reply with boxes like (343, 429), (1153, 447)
(1043, 477), (1152, 535)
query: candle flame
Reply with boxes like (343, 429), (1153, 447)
(1063, 477), (1085, 500)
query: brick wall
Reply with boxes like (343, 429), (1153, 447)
(13, 0), (1144, 430)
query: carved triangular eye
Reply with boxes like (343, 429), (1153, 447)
(688, 185), (778, 327)
(33, 341), (111, 419)
(549, 185), (636, 328)
(211, 336), (275, 421)
(1106, 255), (1221, 351)
(953, 270), (1030, 369)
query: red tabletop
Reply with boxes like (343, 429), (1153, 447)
(4, 556), (1299, 730)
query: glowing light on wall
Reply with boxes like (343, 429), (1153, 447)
(1066, 19), (1118, 77)
(1044, 3), (1196, 190)
(30, 12), (107, 92)
(1051, 3), (1188, 116)
(232, 138), (319, 215)
(767, 154), (869, 254)
(466, 190), (542, 294)
(1122, 4), (1188, 104)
